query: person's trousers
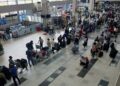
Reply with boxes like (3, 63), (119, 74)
(28, 58), (34, 67)
(12, 76), (21, 86)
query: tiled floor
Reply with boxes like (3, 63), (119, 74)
(0, 30), (64, 66)
(0, 26), (120, 86)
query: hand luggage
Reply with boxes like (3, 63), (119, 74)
(72, 45), (79, 54)
(54, 43), (60, 51)
(98, 51), (103, 57)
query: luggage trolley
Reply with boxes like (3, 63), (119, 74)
(35, 43), (40, 51)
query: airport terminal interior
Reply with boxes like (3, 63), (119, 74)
(0, 0), (120, 86)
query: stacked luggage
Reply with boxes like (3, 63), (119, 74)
(15, 59), (28, 70)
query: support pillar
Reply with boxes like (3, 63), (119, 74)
(89, 0), (95, 12)
(41, 0), (49, 26)
(72, 0), (78, 27)
(72, 0), (77, 16)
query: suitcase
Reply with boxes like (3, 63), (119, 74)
(98, 51), (103, 57)
(54, 43), (60, 51)
(72, 45), (79, 54)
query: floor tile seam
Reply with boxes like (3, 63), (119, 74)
(88, 60), (120, 83)
(115, 71), (120, 86)
(25, 64), (64, 81)
(86, 64), (110, 78)
(39, 66), (66, 86)
(36, 67), (62, 83)
(96, 59), (112, 68)
(49, 53), (76, 69)
(77, 59), (98, 78)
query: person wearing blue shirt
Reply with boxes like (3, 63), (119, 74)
(9, 65), (21, 86)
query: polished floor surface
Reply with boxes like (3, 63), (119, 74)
(0, 26), (120, 86)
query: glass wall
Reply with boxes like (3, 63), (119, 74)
(0, 0), (64, 6)
(18, 0), (25, 4)
(0, 0), (64, 25)
(25, 0), (32, 4)
(0, 0), (8, 6)
(8, 0), (16, 5)
(33, 0), (41, 3)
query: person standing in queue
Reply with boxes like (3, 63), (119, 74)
(47, 38), (51, 49)
(9, 65), (21, 86)
(0, 72), (6, 86)
(51, 38), (55, 53)
(26, 49), (34, 67)
(8, 56), (15, 68)
(58, 35), (62, 47)
(109, 43), (118, 60)
(38, 37), (43, 49)
(29, 41), (34, 50)
(83, 36), (88, 48)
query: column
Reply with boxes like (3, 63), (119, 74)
(41, 0), (49, 15)
(41, 0), (49, 26)
(15, 0), (20, 22)
(72, 0), (77, 16)
(72, 0), (79, 27)
(89, 0), (95, 11)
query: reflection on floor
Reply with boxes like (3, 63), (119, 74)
(0, 28), (120, 86)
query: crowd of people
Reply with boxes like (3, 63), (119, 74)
(80, 2), (120, 69)
(0, 56), (22, 86)
(0, 2), (120, 86)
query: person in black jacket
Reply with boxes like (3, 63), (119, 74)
(109, 43), (118, 60)
(61, 38), (66, 48)
(26, 50), (34, 67)
(74, 37), (79, 45)
(58, 35), (62, 47)
(65, 28), (69, 37)
(29, 41), (34, 50)
(66, 35), (71, 45)
(83, 36), (88, 48)
(1, 66), (11, 80)
(103, 40), (110, 52)
(26, 41), (34, 50)
(0, 72), (6, 86)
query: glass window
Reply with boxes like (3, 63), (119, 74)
(18, 0), (25, 4)
(8, 0), (16, 5)
(25, 0), (32, 4)
(0, 0), (8, 6)
(33, 0), (41, 3)
(49, 0), (63, 2)
(9, 11), (17, 15)
(0, 13), (9, 18)
(0, 0), (7, 1)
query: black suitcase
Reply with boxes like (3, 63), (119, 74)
(98, 51), (103, 57)
(54, 43), (60, 51)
